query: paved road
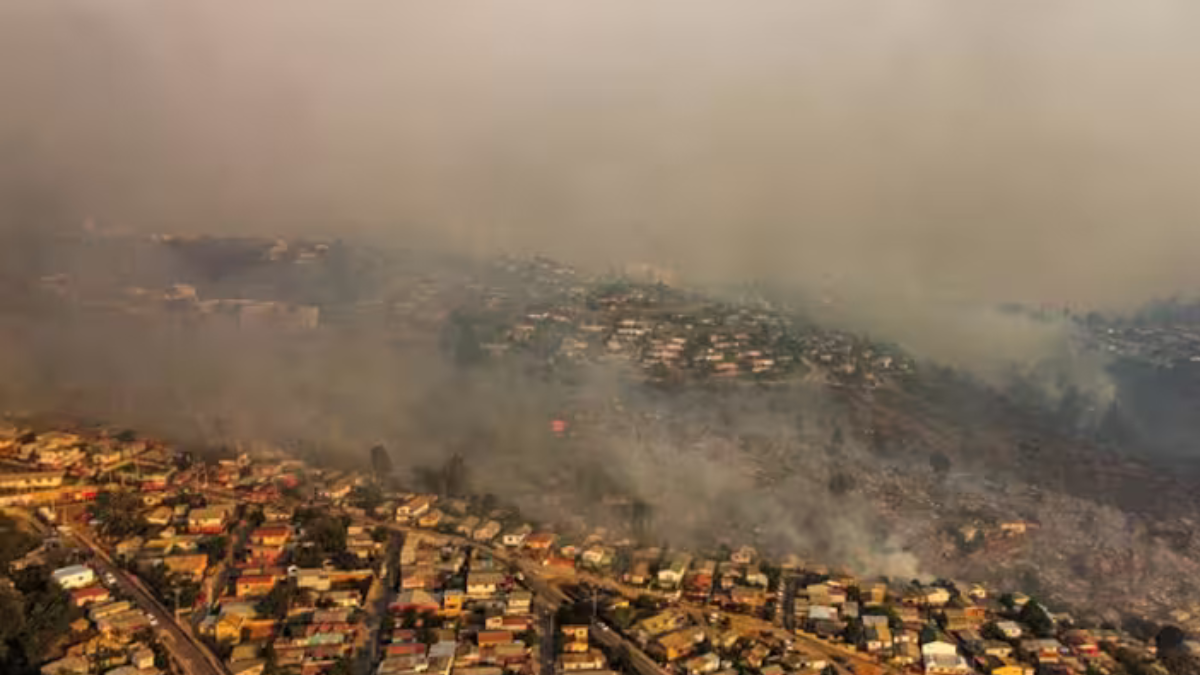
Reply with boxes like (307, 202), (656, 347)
(357, 532), (400, 675)
(70, 527), (229, 675)
(589, 618), (673, 675)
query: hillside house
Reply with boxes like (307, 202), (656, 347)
(473, 520), (502, 542)
(52, 565), (96, 590)
(502, 525), (532, 547)
(164, 553), (209, 580)
(188, 504), (235, 534)
(654, 627), (706, 662)
(468, 571), (505, 598)
(250, 525), (291, 547)
(922, 641), (970, 675)
(236, 575), (277, 598)
(397, 495), (435, 521)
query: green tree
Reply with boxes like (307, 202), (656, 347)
(199, 536), (228, 565)
(92, 491), (147, 538)
(305, 515), (348, 556)
(256, 582), (296, 620)
(1018, 599), (1054, 638)
(0, 515), (40, 569)
(328, 657), (353, 675)
(246, 508), (266, 529)
(0, 584), (26, 662)
(350, 484), (384, 515)
(9, 566), (79, 668)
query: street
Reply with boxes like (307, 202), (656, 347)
(70, 527), (229, 675)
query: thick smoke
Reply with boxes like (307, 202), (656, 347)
(2, 0), (1200, 580)
(3, 2), (1200, 304)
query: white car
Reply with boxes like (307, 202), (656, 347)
(104, 573), (117, 585)
(148, 615), (160, 627)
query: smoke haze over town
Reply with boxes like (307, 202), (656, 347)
(5, 0), (1200, 618)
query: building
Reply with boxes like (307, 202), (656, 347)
(560, 649), (607, 672)
(502, 525), (532, 547)
(0, 471), (64, 491)
(250, 525), (291, 547)
(397, 495), (435, 521)
(164, 553), (209, 580)
(71, 585), (111, 607)
(235, 575), (278, 598)
(477, 631), (514, 648)
(636, 610), (688, 637)
(922, 641), (970, 675)
(658, 554), (692, 587)
(654, 627), (706, 662)
(392, 589), (440, 613)
(473, 520), (502, 542)
(51, 564), (96, 590)
(418, 509), (444, 528)
(188, 504), (235, 534)
(684, 653), (721, 675)
(506, 590), (532, 615)
(468, 571), (505, 598)
(993, 621), (1023, 639)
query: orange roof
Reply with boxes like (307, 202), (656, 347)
(252, 525), (291, 539)
(525, 532), (557, 547)
(478, 630), (514, 645)
(237, 575), (277, 586)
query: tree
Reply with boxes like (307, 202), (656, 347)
(92, 491), (147, 538)
(256, 582), (297, 620)
(612, 606), (638, 629)
(1158, 625), (1187, 655)
(6, 566), (79, 670)
(350, 484), (383, 515)
(305, 515), (348, 556)
(0, 515), (40, 569)
(199, 536), (228, 565)
(0, 585), (26, 661)
(998, 593), (1016, 612)
(246, 508), (266, 529)
(328, 657), (354, 675)
(1018, 599), (1055, 638)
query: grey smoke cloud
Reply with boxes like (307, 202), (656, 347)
(3, 0), (1200, 309)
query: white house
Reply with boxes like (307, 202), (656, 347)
(502, 525), (532, 547)
(994, 620), (1024, 639)
(922, 641), (970, 675)
(51, 564), (96, 590)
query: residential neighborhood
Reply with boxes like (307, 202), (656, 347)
(0, 420), (1191, 675)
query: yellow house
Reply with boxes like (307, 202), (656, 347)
(441, 589), (465, 616)
(164, 554), (209, 580)
(655, 627), (706, 662)
(636, 610), (688, 637)
(216, 614), (246, 643)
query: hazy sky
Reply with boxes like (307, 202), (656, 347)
(3, 0), (1200, 308)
